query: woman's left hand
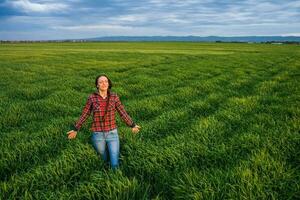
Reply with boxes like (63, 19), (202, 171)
(132, 125), (141, 134)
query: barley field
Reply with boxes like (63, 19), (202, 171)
(0, 42), (299, 199)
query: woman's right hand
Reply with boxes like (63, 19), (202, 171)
(67, 130), (77, 139)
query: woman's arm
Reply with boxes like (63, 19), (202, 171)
(115, 95), (141, 133)
(68, 96), (92, 139)
(67, 96), (92, 139)
(115, 94), (136, 128)
(73, 95), (93, 131)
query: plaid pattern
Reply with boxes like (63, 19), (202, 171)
(73, 92), (135, 132)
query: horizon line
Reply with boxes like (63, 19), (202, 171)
(1, 35), (300, 42)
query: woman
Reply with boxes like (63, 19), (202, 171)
(67, 74), (140, 169)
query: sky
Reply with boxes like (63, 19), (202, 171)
(0, 0), (300, 40)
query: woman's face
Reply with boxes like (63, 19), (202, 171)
(97, 76), (109, 91)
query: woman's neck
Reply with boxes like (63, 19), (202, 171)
(99, 90), (108, 98)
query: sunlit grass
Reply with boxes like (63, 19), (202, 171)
(0, 42), (299, 199)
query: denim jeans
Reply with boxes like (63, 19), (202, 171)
(91, 128), (120, 169)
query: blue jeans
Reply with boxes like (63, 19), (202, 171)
(91, 128), (120, 169)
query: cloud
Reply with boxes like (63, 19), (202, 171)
(6, 0), (69, 13)
(52, 24), (132, 31)
(0, 0), (300, 40)
(281, 32), (300, 36)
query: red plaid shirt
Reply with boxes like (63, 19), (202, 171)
(73, 92), (135, 132)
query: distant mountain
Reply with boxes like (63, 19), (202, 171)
(85, 36), (300, 42)
(2, 36), (299, 43)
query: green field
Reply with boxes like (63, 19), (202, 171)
(0, 42), (299, 199)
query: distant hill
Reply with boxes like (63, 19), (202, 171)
(1, 36), (300, 43)
(85, 36), (300, 42)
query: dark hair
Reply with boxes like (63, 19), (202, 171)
(95, 74), (112, 90)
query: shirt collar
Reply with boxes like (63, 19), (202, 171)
(93, 91), (108, 99)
